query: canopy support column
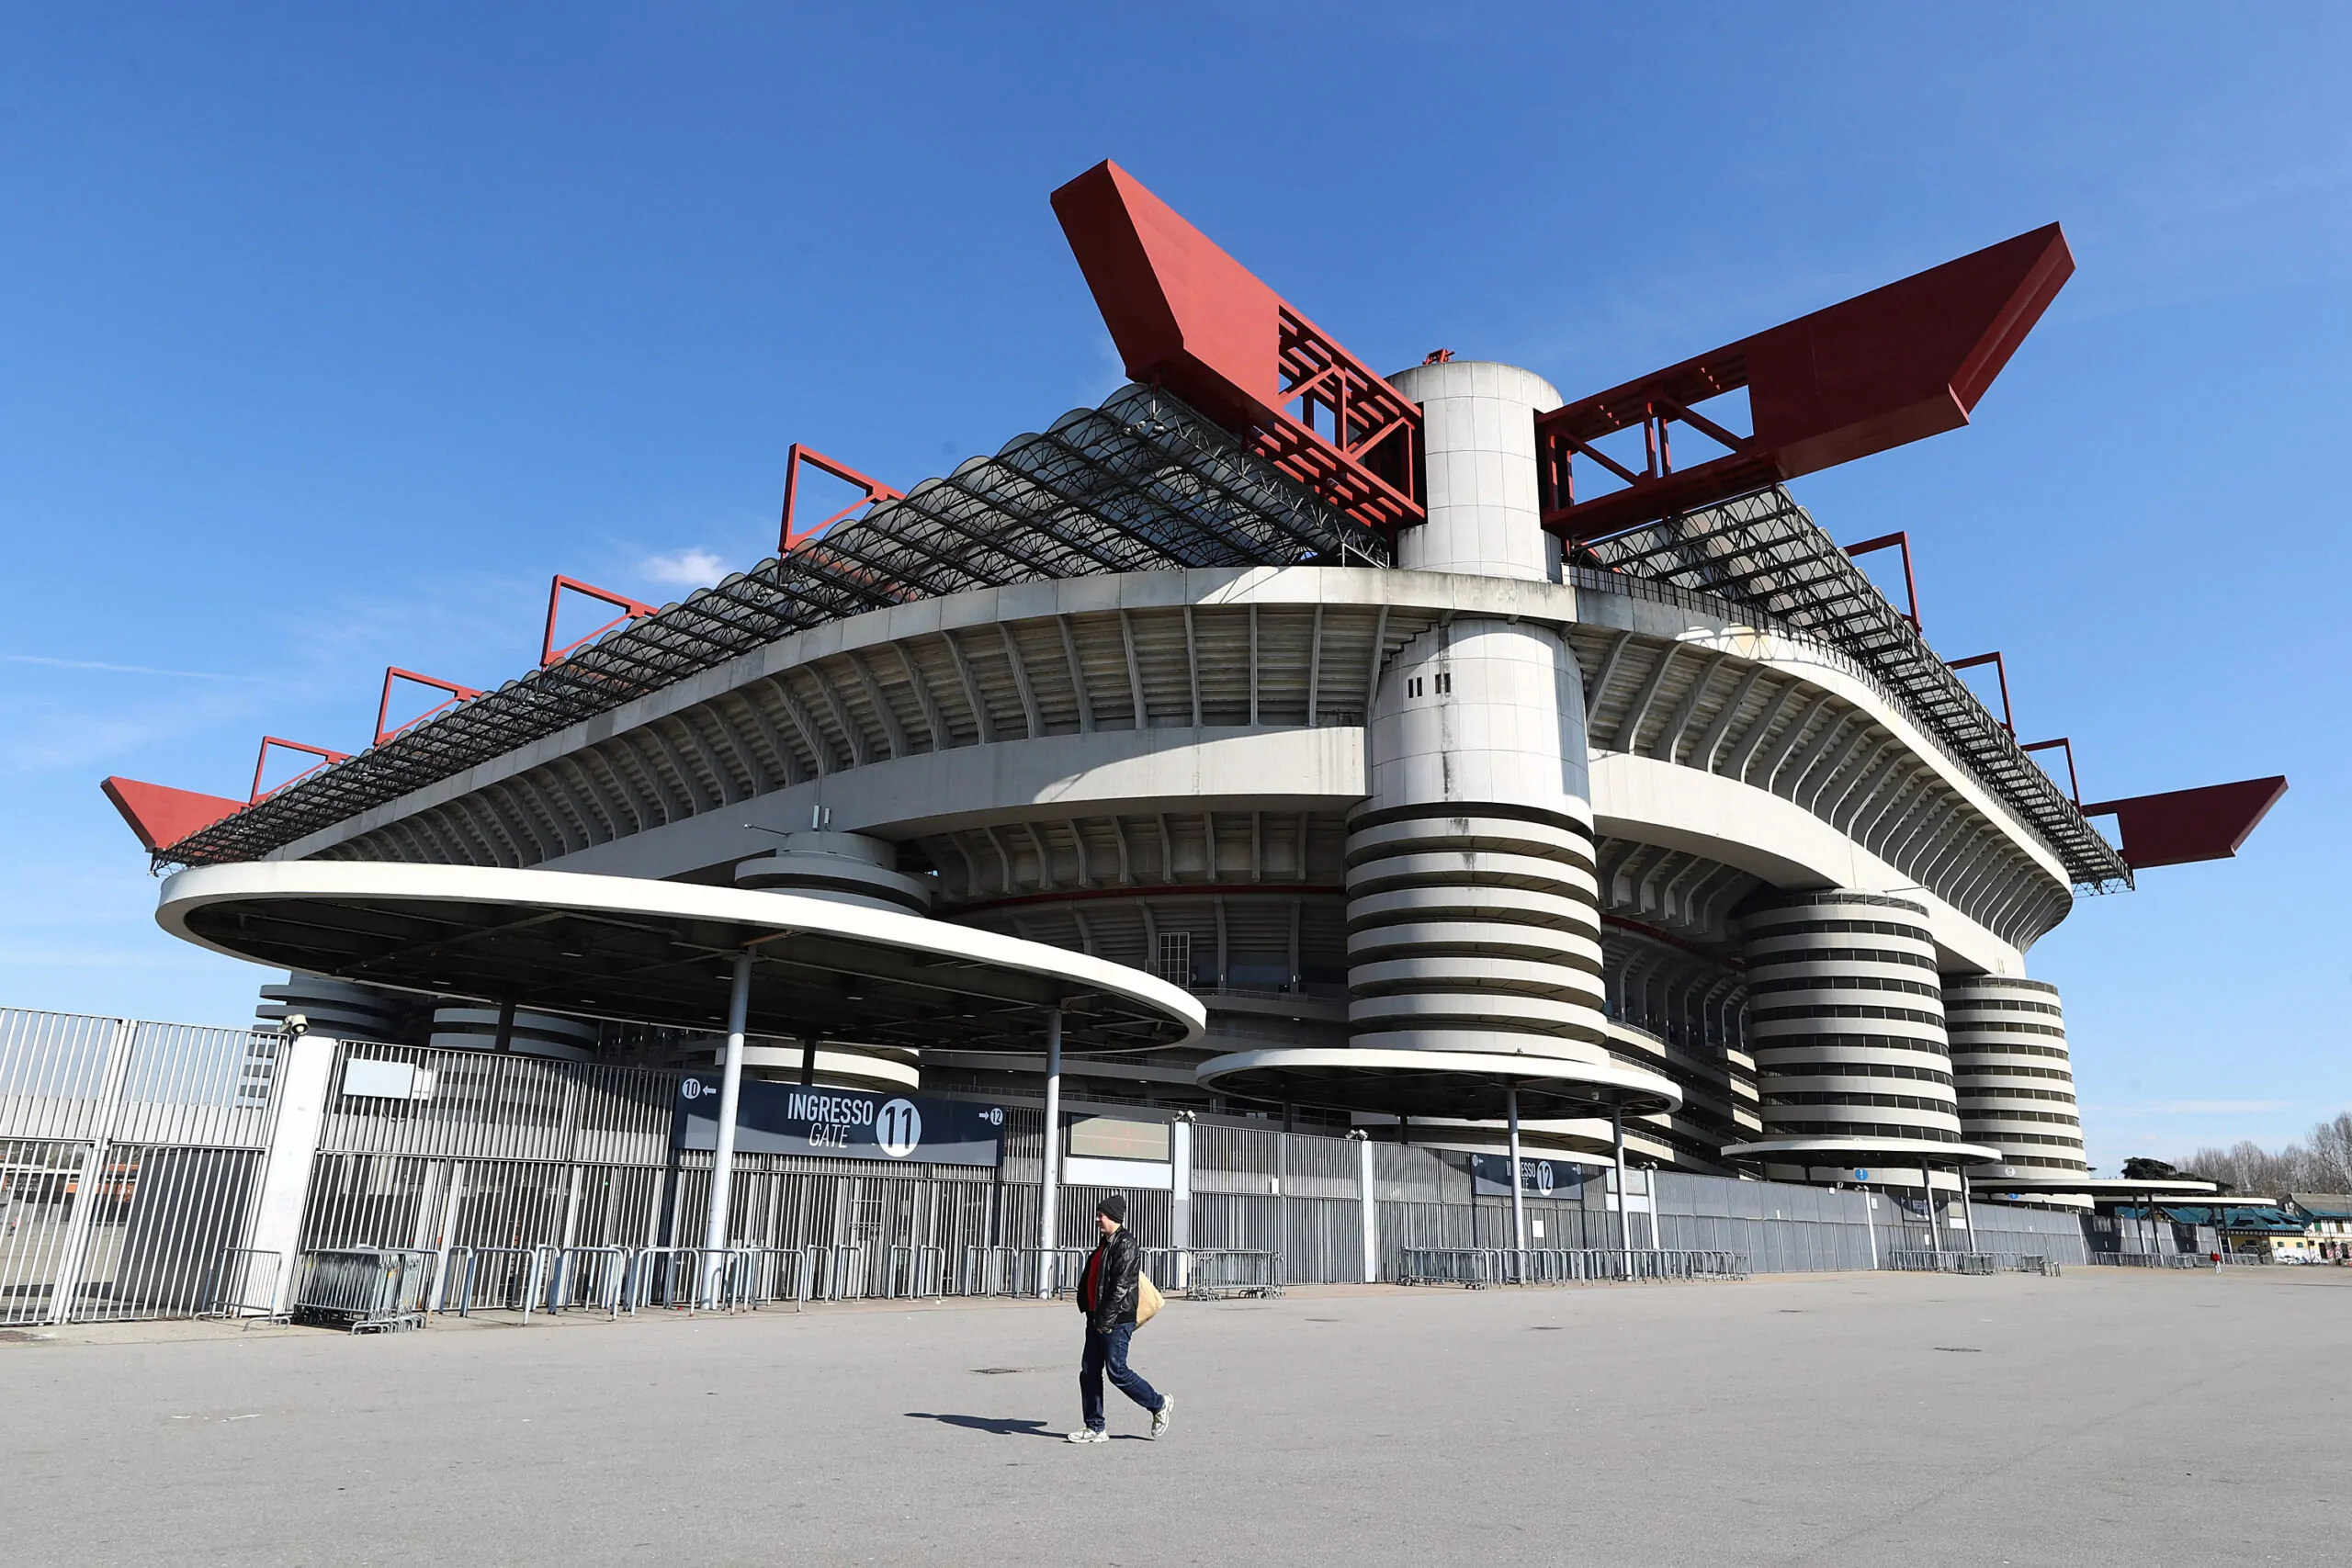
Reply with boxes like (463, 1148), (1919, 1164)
(701, 952), (753, 1307)
(1506, 1084), (1527, 1280)
(1612, 1105), (1631, 1275)
(1038, 1007), (1062, 1298)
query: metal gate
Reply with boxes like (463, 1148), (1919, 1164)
(0, 1010), (279, 1324)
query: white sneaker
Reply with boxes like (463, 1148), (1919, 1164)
(1067, 1427), (1108, 1444)
(1150, 1395), (1174, 1439)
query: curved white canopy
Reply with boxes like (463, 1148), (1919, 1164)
(1196, 1045), (1681, 1120)
(159, 861), (1204, 1055)
(1719, 1135), (2007, 1168)
(1968, 1175), (2221, 1198)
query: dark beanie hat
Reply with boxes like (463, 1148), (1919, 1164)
(1097, 1193), (1128, 1224)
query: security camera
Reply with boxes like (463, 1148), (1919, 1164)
(284, 1012), (309, 1038)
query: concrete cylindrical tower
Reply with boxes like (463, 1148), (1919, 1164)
(734, 830), (930, 1091)
(1943, 975), (2088, 1182)
(428, 1006), (599, 1061)
(1385, 359), (1562, 582)
(255, 976), (410, 1044)
(1737, 892), (1963, 1162)
(1345, 618), (1607, 1065)
(734, 831), (935, 914)
(1201, 360), (1678, 1122)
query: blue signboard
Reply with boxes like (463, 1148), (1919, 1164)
(674, 1077), (1005, 1168)
(1471, 1153), (1587, 1200)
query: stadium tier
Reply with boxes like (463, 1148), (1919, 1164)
(104, 161), (2286, 1204)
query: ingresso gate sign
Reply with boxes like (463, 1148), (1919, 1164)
(1470, 1153), (1588, 1200)
(673, 1077), (1006, 1168)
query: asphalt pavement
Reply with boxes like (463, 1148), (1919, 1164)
(2, 1266), (2342, 1567)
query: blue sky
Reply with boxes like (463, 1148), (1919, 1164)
(3, 4), (2346, 1170)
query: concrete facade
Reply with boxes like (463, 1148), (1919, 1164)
(224, 361), (2108, 1199)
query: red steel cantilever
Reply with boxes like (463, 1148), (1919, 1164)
(2020, 737), (2081, 807)
(780, 445), (903, 552)
(541, 576), (655, 668)
(1538, 224), (2075, 540)
(374, 667), (483, 746)
(99, 777), (247, 852)
(251, 737), (351, 803)
(1945, 651), (2013, 734)
(1844, 532), (1922, 632)
(1052, 159), (1424, 540)
(2081, 776), (2288, 870)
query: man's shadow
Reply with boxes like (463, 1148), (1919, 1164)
(904, 1412), (1063, 1438)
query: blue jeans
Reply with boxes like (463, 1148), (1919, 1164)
(1080, 1322), (1163, 1432)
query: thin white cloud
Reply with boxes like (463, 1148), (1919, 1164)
(1, 654), (266, 682)
(638, 548), (728, 587)
(2084, 1100), (2291, 1115)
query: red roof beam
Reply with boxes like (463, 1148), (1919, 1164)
(541, 575), (655, 668)
(1944, 651), (2015, 735)
(99, 777), (245, 852)
(2020, 737), (2081, 807)
(1844, 531), (1922, 632)
(780, 444), (903, 553)
(1538, 223), (2075, 540)
(2081, 776), (2288, 871)
(374, 667), (483, 747)
(1051, 160), (1422, 539)
(251, 737), (351, 804)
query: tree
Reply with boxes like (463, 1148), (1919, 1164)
(2177, 1135), (2331, 1199)
(2304, 1112), (2352, 1193)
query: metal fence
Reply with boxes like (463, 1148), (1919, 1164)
(0, 1006), (2123, 1328)
(1, 1010), (279, 1325)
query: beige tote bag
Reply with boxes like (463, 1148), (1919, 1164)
(1135, 1270), (1164, 1326)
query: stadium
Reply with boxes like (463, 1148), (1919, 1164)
(40, 159), (2288, 1318)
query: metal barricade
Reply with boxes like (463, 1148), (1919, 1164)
(625, 1246), (711, 1312)
(199, 1247), (288, 1324)
(794, 1244), (857, 1302)
(952, 1245), (1095, 1298)
(1182, 1248), (1283, 1299)
(885, 1245), (948, 1300)
(1399, 1247), (1497, 1287)
(718, 1247), (808, 1311)
(2085, 1252), (2203, 1269)
(1043, 1246), (1095, 1299)
(959, 1245), (1025, 1297)
(1887, 1250), (2057, 1276)
(1889, 1251), (1993, 1274)
(439, 1246), (540, 1316)
(1133, 1247), (1282, 1301)
(1402, 1247), (1748, 1287)
(294, 1247), (435, 1332)
(543, 1245), (633, 1317)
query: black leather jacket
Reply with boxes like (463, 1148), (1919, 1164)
(1079, 1226), (1141, 1334)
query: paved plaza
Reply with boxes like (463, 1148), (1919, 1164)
(3, 1268), (2345, 1566)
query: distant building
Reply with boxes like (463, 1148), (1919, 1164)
(2120, 1203), (2308, 1259)
(2281, 1194), (2352, 1261)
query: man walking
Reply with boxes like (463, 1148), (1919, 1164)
(1068, 1194), (1172, 1443)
